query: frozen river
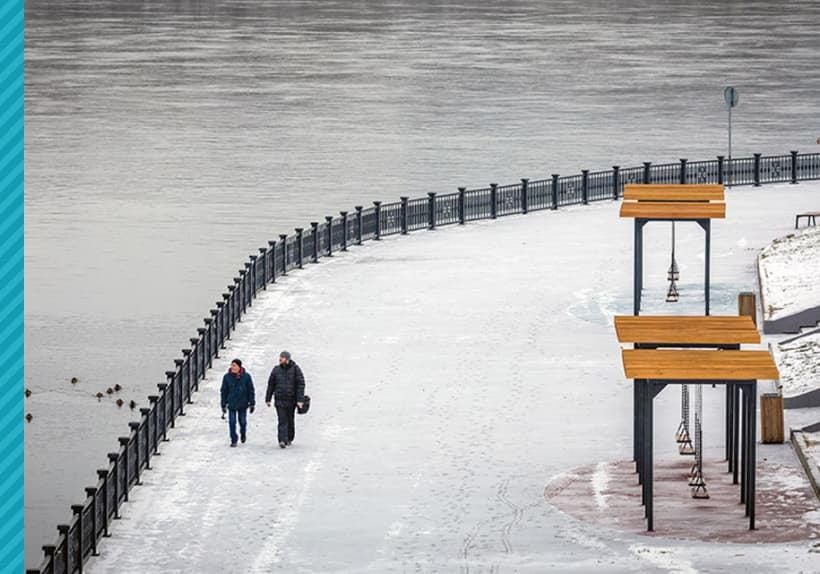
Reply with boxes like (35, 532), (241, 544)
(85, 184), (820, 573)
(23, 0), (820, 562)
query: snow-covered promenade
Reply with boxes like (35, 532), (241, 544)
(87, 184), (820, 573)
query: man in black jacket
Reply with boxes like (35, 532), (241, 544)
(265, 351), (305, 448)
(220, 358), (255, 447)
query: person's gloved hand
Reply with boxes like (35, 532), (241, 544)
(250, 405), (255, 414)
(222, 408), (227, 418)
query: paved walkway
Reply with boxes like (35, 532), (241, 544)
(87, 184), (820, 573)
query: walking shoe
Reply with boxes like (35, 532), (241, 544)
(286, 441), (291, 446)
(241, 435), (246, 444)
(230, 442), (237, 448)
(279, 442), (286, 449)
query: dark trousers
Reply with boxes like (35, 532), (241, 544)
(228, 408), (247, 444)
(276, 403), (296, 444)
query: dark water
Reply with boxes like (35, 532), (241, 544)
(24, 0), (820, 565)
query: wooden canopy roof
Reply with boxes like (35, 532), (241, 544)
(620, 184), (726, 220)
(621, 349), (779, 381)
(614, 315), (760, 345)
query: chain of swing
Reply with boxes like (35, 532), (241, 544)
(668, 222), (709, 498)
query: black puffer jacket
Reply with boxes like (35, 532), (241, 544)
(265, 361), (305, 406)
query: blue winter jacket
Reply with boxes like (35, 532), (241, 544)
(221, 369), (256, 411)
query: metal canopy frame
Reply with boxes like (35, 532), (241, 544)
(633, 217), (711, 316)
(635, 378), (757, 532)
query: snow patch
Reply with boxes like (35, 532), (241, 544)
(773, 331), (820, 397)
(759, 227), (820, 321)
(630, 544), (699, 574)
(591, 462), (610, 511)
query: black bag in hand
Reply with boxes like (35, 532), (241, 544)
(297, 395), (311, 415)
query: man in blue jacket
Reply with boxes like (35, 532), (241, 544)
(221, 358), (255, 447)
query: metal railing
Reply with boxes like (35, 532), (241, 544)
(29, 150), (820, 573)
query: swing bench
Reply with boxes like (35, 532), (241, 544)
(620, 184), (726, 316)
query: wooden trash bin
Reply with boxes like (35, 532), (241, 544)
(738, 291), (757, 326)
(760, 393), (784, 443)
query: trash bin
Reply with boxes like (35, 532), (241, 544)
(760, 393), (784, 444)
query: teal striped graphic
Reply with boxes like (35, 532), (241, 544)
(0, 0), (24, 572)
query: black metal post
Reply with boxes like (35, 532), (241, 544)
(355, 206), (363, 245)
(748, 380), (757, 529)
(118, 438), (130, 500)
(140, 408), (153, 467)
(249, 255), (258, 299)
(458, 187), (466, 224)
(612, 166), (620, 200)
(163, 372), (176, 428)
(173, 360), (186, 414)
(95, 470), (110, 536)
(258, 247), (267, 289)
(57, 524), (70, 574)
(374, 201), (382, 240)
(551, 175), (559, 210)
(521, 178), (529, 213)
(128, 423), (142, 485)
(279, 234), (288, 275)
(581, 170), (589, 204)
(325, 216), (334, 255)
(340, 211), (349, 250)
(238, 269), (247, 314)
(71, 504), (85, 571)
(268, 241), (277, 284)
(400, 197), (409, 234)
(633, 220), (645, 316)
(148, 395), (160, 454)
(679, 158), (688, 184)
(226, 285), (236, 333)
(753, 153), (761, 186)
(42, 546), (56, 572)
(156, 384), (169, 440)
(196, 330), (206, 377)
(489, 183), (498, 218)
(107, 453), (120, 518)
(187, 342), (198, 388)
(85, 487), (100, 555)
(790, 150), (798, 184)
(717, 155), (725, 185)
(428, 192), (436, 229)
(295, 228), (304, 268)
(642, 161), (651, 184)
(310, 223), (319, 263)
(703, 220), (711, 316)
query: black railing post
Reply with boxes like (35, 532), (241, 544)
(71, 504), (85, 571)
(581, 170), (589, 205)
(790, 150), (798, 184)
(249, 255), (258, 298)
(643, 161), (652, 184)
(354, 206), (363, 245)
(679, 158), (688, 184)
(85, 487), (99, 555)
(117, 438), (130, 500)
(258, 248), (267, 289)
(128, 423), (142, 484)
(227, 284), (237, 331)
(374, 201), (382, 240)
(196, 331), (206, 378)
(489, 183), (498, 219)
(42, 545), (56, 572)
(183, 349), (195, 398)
(173, 360), (186, 414)
(612, 166), (620, 200)
(268, 241), (277, 283)
(458, 187), (466, 224)
(238, 269), (247, 314)
(57, 524), (70, 574)
(309, 223), (319, 263)
(279, 234), (288, 275)
(294, 228), (304, 268)
(340, 211), (349, 250)
(165, 370), (177, 425)
(107, 453), (120, 518)
(428, 192), (436, 229)
(521, 179), (529, 213)
(140, 409), (151, 468)
(551, 175), (559, 210)
(95, 470), (110, 536)
(325, 216), (334, 256)
(186, 344), (197, 389)
(147, 396), (159, 454)
(400, 197), (409, 234)
(156, 384), (169, 440)
(753, 153), (761, 186)
(717, 155), (725, 185)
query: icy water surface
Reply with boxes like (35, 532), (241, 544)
(24, 0), (820, 564)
